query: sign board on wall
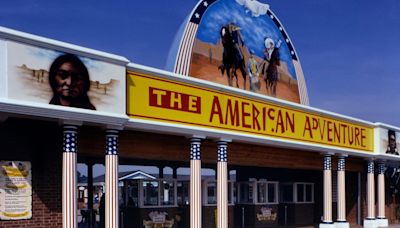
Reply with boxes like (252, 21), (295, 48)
(127, 71), (374, 152)
(6, 41), (126, 114)
(0, 161), (32, 220)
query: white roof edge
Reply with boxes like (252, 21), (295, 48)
(0, 26), (130, 65)
(374, 122), (400, 132)
(127, 63), (376, 127)
(119, 171), (156, 180)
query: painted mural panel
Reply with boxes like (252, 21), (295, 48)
(380, 129), (400, 155)
(176, 0), (305, 104)
(7, 41), (125, 114)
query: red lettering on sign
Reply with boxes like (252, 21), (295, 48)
(149, 87), (201, 113)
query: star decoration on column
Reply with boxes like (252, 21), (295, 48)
(63, 131), (77, 153)
(195, 13), (200, 19)
(190, 142), (201, 160)
(203, 1), (208, 7)
(323, 156), (332, 170)
(338, 157), (346, 171)
(367, 161), (374, 173)
(106, 135), (118, 155)
(378, 163), (385, 174)
(217, 145), (228, 162)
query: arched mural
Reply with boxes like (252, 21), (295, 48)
(168, 0), (309, 105)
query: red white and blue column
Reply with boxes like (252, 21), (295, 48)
(335, 156), (349, 228)
(190, 137), (202, 228)
(364, 160), (376, 228)
(217, 141), (228, 228)
(376, 161), (388, 227)
(320, 154), (335, 228)
(62, 125), (78, 228)
(105, 129), (119, 228)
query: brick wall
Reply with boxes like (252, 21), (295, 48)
(0, 118), (62, 228)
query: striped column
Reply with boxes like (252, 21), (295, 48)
(337, 156), (347, 222)
(190, 138), (202, 228)
(322, 154), (333, 224)
(377, 162), (386, 219)
(217, 141), (228, 228)
(366, 160), (375, 220)
(62, 125), (78, 228)
(105, 130), (119, 228)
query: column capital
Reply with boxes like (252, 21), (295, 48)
(337, 154), (348, 159)
(105, 129), (119, 136)
(216, 138), (232, 143)
(59, 119), (82, 127)
(103, 124), (124, 131)
(188, 135), (206, 140)
(321, 152), (335, 157)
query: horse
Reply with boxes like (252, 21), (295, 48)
(218, 25), (247, 89)
(263, 47), (280, 96)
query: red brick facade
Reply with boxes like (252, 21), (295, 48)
(0, 119), (62, 228)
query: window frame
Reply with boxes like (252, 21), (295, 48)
(139, 179), (178, 208)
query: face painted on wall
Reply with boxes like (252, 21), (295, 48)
(55, 62), (86, 100)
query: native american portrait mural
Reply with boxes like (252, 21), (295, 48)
(7, 41), (125, 114)
(168, 0), (309, 104)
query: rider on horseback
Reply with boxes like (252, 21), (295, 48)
(218, 22), (245, 75)
(218, 22), (247, 89)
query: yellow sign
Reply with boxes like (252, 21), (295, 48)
(127, 72), (374, 152)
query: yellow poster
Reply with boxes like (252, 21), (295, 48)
(127, 72), (374, 152)
(0, 161), (32, 220)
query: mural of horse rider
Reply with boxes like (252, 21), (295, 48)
(218, 22), (247, 90)
(262, 38), (282, 96)
(247, 50), (260, 92)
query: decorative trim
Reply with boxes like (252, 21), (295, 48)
(63, 125), (78, 153)
(337, 157), (346, 171)
(190, 138), (202, 160)
(367, 161), (374, 174)
(217, 141), (228, 162)
(105, 130), (119, 155)
(323, 155), (332, 170)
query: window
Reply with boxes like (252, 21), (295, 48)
(143, 181), (159, 206)
(207, 182), (217, 204)
(177, 181), (189, 205)
(267, 182), (278, 204)
(161, 180), (175, 205)
(257, 182), (267, 203)
(238, 181), (278, 204)
(280, 183), (294, 203)
(295, 183), (314, 203)
(238, 182), (254, 204)
(203, 181), (235, 205)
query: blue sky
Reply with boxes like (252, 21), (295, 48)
(1, 0), (400, 127)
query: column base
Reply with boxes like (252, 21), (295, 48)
(334, 221), (349, 228)
(376, 218), (388, 227)
(363, 219), (376, 228)
(319, 223), (336, 228)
